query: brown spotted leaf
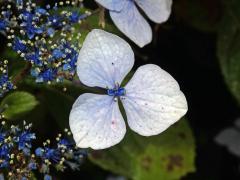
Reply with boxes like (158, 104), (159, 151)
(90, 119), (195, 180)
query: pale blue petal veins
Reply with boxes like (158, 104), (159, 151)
(135, 0), (172, 23)
(121, 64), (188, 136)
(77, 29), (134, 89)
(95, 0), (127, 11)
(69, 93), (126, 150)
(110, 1), (152, 47)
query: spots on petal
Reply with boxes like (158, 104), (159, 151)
(111, 120), (117, 130)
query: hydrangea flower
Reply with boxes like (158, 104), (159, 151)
(95, 0), (172, 47)
(0, 120), (86, 179)
(69, 29), (187, 150)
(0, 0), (90, 83)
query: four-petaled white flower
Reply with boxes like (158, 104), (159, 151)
(69, 29), (187, 150)
(95, 0), (172, 47)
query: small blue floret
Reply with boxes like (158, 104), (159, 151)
(12, 38), (27, 52)
(52, 49), (64, 59)
(44, 174), (52, 180)
(28, 162), (37, 170)
(69, 12), (80, 23)
(35, 147), (44, 157)
(0, 20), (7, 31)
(63, 63), (71, 71)
(47, 28), (55, 37)
(35, 8), (47, 15)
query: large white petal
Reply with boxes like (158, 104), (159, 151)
(95, 0), (126, 11)
(135, 0), (172, 23)
(110, 1), (152, 47)
(121, 64), (188, 136)
(77, 29), (134, 89)
(69, 93), (126, 149)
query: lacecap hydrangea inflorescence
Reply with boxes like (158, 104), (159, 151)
(0, 0), (91, 84)
(0, 120), (87, 180)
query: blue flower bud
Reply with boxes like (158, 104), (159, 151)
(35, 147), (44, 157)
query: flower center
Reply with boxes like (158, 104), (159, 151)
(107, 84), (126, 97)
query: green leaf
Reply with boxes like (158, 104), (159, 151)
(42, 87), (75, 129)
(217, 0), (240, 105)
(90, 119), (195, 180)
(0, 91), (38, 120)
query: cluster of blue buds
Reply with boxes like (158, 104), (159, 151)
(0, 60), (14, 97)
(0, 120), (87, 179)
(0, 0), (91, 83)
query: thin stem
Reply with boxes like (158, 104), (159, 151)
(98, 6), (106, 28)
(12, 62), (32, 86)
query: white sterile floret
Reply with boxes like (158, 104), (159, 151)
(95, 0), (172, 47)
(215, 118), (240, 157)
(69, 29), (187, 150)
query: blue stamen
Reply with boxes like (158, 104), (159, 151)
(107, 87), (126, 97)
